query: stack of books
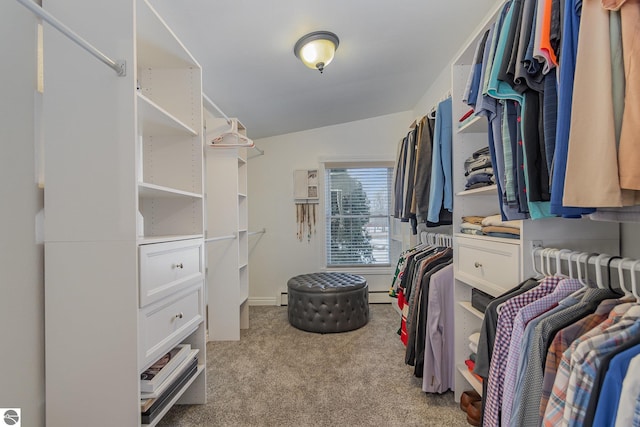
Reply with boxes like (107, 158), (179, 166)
(140, 344), (199, 424)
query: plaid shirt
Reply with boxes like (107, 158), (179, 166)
(514, 288), (619, 427)
(483, 278), (558, 427)
(501, 276), (572, 426)
(539, 298), (629, 418)
(633, 394), (640, 427)
(564, 308), (640, 426)
(543, 303), (634, 426)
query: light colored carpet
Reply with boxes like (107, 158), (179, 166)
(158, 304), (470, 427)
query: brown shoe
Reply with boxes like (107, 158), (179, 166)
(459, 390), (481, 412)
(466, 400), (482, 426)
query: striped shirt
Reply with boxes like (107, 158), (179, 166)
(539, 298), (629, 418)
(564, 306), (640, 426)
(483, 278), (558, 427)
(543, 302), (634, 426)
(515, 288), (618, 427)
(501, 276), (573, 426)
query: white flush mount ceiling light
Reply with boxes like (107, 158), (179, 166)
(294, 31), (340, 74)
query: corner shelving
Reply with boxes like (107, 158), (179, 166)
(456, 184), (498, 196)
(457, 364), (483, 395)
(204, 106), (251, 341)
(43, 0), (207, 425)
(138, 182), (203, 199)
(457, 115), (487, 134)
(458, 301), (484, 320)
(137, 93), (198, 136)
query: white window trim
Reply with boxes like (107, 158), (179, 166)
(319, 158), (395, 271)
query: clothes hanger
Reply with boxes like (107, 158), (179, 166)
(594, 254), (610, 290)
(582, 253), (599, 288)
(567, 250), (576, 279)
(555, 249), (572, 277)
(618, 257), (633, 296)
(630, 259), (640, 302)
(545, 248), (556, 277)
(531, 246), (544, 279)
(540, 248), (551, 277)
(576, 252), (589, 286)
(565, 251), (589, 299)
(605, 255), (622, 294)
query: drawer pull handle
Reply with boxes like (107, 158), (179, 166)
(175, 263), (184, 269)
(474, 262), (482, 268)
(175, 312), (184, 319)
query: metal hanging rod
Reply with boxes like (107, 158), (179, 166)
(203, 93), (231, 124)
(424, 232), (452, 248)
(16, 0), (126, 76)
(205, 234), (236, 243)
(248, 228), (266, 237)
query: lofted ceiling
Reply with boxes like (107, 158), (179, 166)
(150, 0), (498, 139)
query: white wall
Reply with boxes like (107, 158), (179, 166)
(0, 2), (45, 425)
(622, 224), (640, 258)
(248, 111), (413, 304)
(412, 65), (452, 119)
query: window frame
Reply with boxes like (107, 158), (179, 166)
(320, 159), (395, 271)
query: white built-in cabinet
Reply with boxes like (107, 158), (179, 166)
(204, 114), (250, 341)
(449, 4), (620, 401)
(43, 0), (206, 425)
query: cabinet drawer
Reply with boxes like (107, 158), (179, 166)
(139, 282), (203, 371)
(456, 236), (520, 296)
(139, 239), (203, 307)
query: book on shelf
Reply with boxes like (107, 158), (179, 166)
(140, 344), (191, 393)
(140, 348), (199, 399)
(141, 356), (199, 424)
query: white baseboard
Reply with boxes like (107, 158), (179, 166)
(249, 297), (278, 306)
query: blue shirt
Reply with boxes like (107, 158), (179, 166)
(427, 97), (453, 223)
(549, 0), (595, 217)
(592, 343), (640, 427)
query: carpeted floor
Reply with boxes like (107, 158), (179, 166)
(158, 304), (470, 427)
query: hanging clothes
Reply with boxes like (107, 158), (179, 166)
(426, 97), (453, 224)
(390, 240), (454, 393)
(562, 0), (636, 208)
(471, 252), (640, 427)
(605, 0), (640, 190)
(422, 263), (455, 393)
(414, 116), (436, 226)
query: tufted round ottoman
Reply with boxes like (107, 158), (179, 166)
(287, 272), (369, 333)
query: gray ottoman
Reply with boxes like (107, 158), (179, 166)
(287, 272), (369, 333)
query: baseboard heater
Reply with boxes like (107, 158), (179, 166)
(279, 290), (393, 306)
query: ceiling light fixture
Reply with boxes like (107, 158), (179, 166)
(294, 31), (339, 74)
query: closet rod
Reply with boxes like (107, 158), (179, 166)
(202, 93), (231, 124)
(15, 0), (126, 76)
(424, 232), (453, 247)
(205, 234), (236, 243)
(533, 247), (640, 276)
(248, 228), (266, 236)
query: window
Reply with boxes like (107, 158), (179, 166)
(325, 164), (393, 267)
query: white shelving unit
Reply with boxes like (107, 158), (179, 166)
(449, 4), (620, 402)
(204, 112), (251, 341)
(43, 1), (206, 425)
